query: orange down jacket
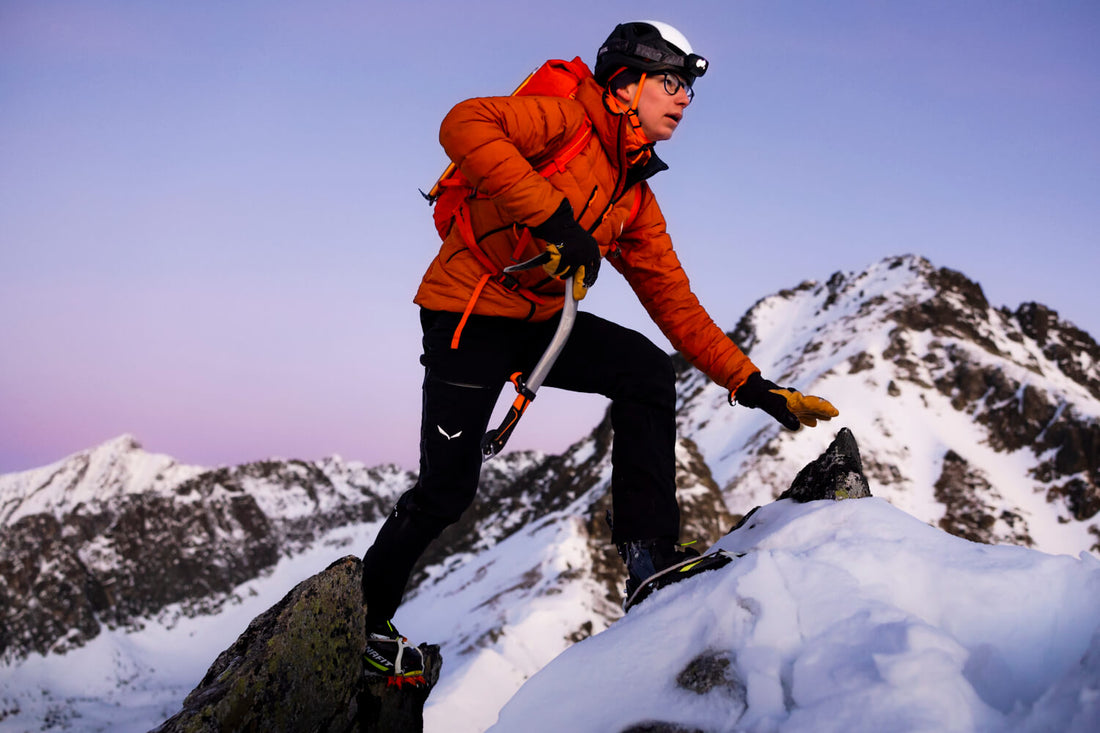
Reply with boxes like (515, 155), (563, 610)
(414, 69), (759, 394)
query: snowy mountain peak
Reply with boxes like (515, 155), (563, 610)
(676, 255), (1099, 558)
(0, 434), (203, 528)
(0, 436), (426, 667)
(722, 254), (1098, 402)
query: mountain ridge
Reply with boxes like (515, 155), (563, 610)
(677, 255), (1098, 555)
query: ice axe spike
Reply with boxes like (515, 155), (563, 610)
(481, 256), (578, 459)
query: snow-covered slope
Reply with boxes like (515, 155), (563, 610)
(490, 498), (1100, 732)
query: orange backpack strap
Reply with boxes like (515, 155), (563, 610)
(451, 273), (492, 349)
(534, 118), (593, 177)
(447, 204), (551, 349)
(453, 205), (547, 305)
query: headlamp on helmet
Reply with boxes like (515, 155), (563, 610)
(595, 21), (708, 86)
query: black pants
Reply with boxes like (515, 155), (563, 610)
(361, 308), (680, 622)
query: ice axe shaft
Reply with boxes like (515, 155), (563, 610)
(481, 258), (578, 459)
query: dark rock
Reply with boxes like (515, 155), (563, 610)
(1048, 478), (1100, 526)
(0, 513), (104, 660)
(935, 451), (1034, 546)
(729, 430), (872, 538)
(1014, 302), (1100, 400)
(0, 491), (279, 662)
(154, 556), (441, 733)
(677, 652), (746, 705)
(890, 265), (1003, 357)
(779, 428), (872, 503)
(848, 351), (875, 373)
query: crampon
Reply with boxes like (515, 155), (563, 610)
(363, 620), (427, 688)
(385, 672), (427, 689)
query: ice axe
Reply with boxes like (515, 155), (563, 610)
(481, 254), (578, 459)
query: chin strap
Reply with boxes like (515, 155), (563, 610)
(602, 82), (655, 164)
(626, 72), (647, 131)
(603, 69), (649, 135)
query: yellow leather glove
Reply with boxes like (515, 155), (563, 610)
(732, 372), (838, 430)
(770, 389), (839, 428)
(531, 200), (600, 301)
(541, 243), (593, 301)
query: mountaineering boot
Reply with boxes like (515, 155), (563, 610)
(619, 539), (699, 603)
(363, 619), (426, 688)
(618, 538), (738, 612)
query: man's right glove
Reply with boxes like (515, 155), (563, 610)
(530, 199), (601, 300)
(732, 372), (839, 431)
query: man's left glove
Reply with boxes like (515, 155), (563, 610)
(732, 372), (839, 431)
(530, 199), (601, 301)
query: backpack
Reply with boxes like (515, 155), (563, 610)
(422, 56), (594, 226)
(422, 57), (642, 348)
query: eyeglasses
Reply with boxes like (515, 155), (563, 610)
(659, 73), (694, 101)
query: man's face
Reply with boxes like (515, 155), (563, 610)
(617, 72), (693, 142)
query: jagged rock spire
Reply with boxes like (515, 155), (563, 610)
(779, 428), (872, 502)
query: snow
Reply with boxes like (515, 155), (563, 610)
(488, 499), (1100, 733)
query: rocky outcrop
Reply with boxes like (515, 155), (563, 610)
(712, 256), (1097, 558)
(877, 261), (1100, 534)
(1014, 302), (1100, 401)
(935, 450), (1033, 547)
(779, 428), (871, 503)
(730, 429), (873, 539)
(154, 556), (442, 733)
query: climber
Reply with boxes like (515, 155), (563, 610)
(360, 20), (838, 683)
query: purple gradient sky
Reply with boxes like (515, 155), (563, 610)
(2, 1), (1098, 474)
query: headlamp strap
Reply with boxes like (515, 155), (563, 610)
(601, 38), (708, 78)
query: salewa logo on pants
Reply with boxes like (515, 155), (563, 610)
(437, 425), (462, 440)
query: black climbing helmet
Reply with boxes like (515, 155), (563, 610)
(595, 20), (709, 86)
